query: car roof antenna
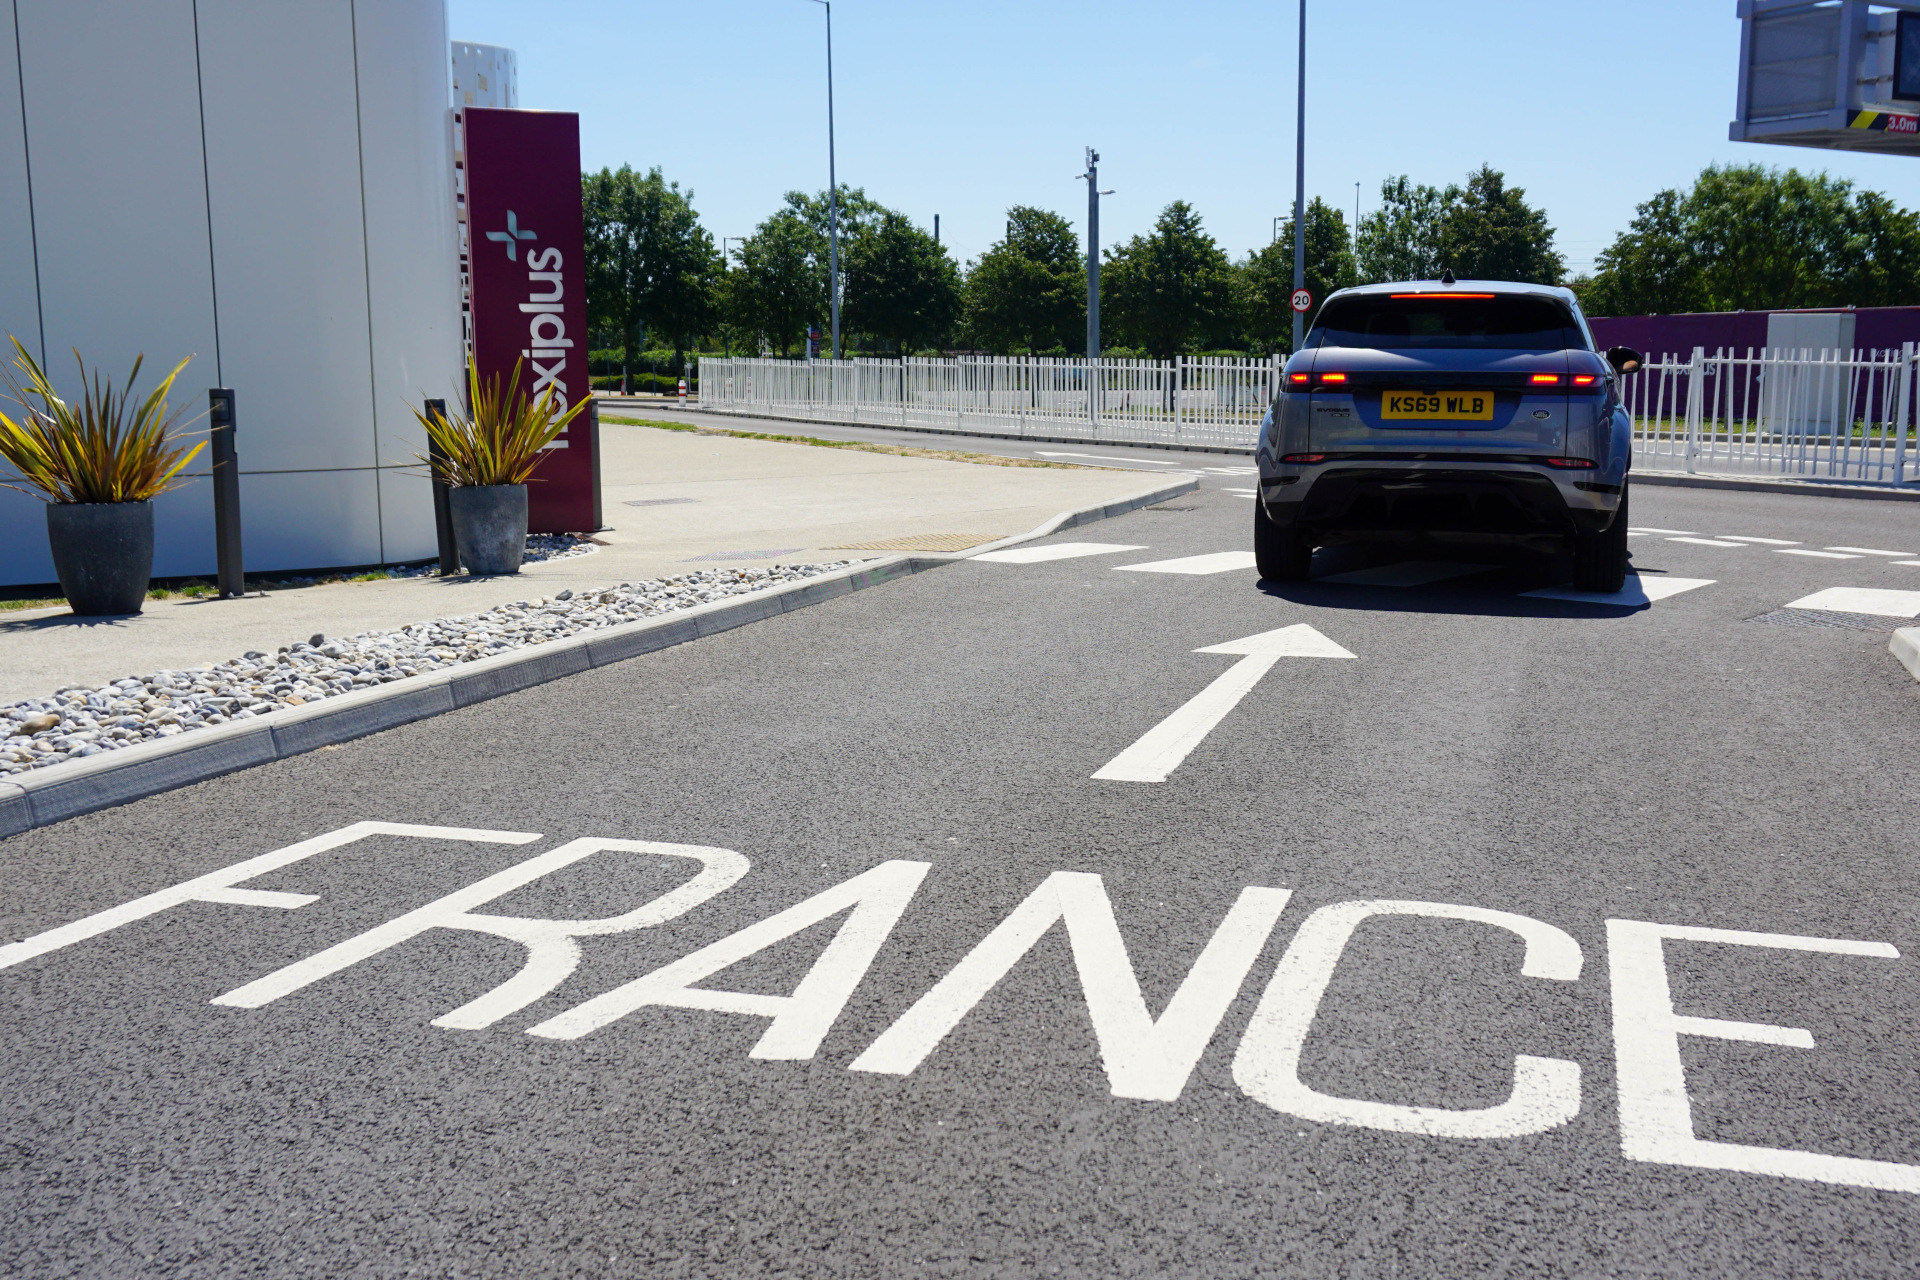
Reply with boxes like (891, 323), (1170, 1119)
(1439, 268), (1456, 285)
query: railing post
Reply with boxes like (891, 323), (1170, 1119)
(1684, 346), (1705, 474)
(1900, 342), (1915, 484)
(1174, 356), (1184, 443)
(207, 388), (245, 598)
(424, 397), (459, 576)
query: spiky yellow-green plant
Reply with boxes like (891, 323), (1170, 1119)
(0, 336), (203, 503)
(413, 356), (590, 487)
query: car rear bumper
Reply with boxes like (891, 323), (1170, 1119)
(1258, 460), (1621, 535)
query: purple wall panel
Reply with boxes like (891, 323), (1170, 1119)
(1590, 307), (1920, 359)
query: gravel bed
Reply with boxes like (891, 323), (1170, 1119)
(1, 562), (856, 777)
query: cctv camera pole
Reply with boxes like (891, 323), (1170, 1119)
(1291, 0), (1308, 353)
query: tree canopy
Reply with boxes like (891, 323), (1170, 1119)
(1354, 166), (1562, 286)
(581, 165), (719, 363)
(962, 207), (1085, 356)
(844, 211), (961, 353)
(1244, 197), (1356, 353)
(1101, 201), (1237, 358)
(1579, 164), (1920, 316)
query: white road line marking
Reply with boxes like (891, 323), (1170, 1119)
(1785, 587), (1920, 617)
(1776, 549), (1860, 559)
(1231, 494), (1258, 499)
(1826, 546), (1916, 557)
(1093, 625), (1355, 783)
(970, 541), (1148, 564)
(1666, 537), (1746, 548)
(1320, 560), (1495, 587)
(1895, 561), (1920, 567)
(1629, 527), (1695, 535)
(1115, 551), (1259, 575)
(1034, 452), (1179, 464)
(1719, 536), (1800, 545)
(1522, 575), (1716, 605)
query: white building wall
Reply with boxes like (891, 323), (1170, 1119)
(0, 1), (51, 584)
(356, 0), (464, 565)
(0, 0), (460, 587)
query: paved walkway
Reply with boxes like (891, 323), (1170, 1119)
(0, 421), (1164, 702)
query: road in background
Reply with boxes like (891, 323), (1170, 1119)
(4, 481), (1920, 1275)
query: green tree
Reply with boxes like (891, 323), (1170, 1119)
(1354, 176), (1448, 283)
(1101, 200), (1236, 358)
(1243, 197), (1356, 353)
(581, 165), (720, 368)
(725, 209), (825, 356)
(844, 211), (962, 353)
(1434, 164), (1564, 285)
(1581, 164), (1920, 314)
(1580, 188), (1703, 316)
(962, 206), (1085, 355)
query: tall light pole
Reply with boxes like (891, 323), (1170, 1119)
(807, 0), (840, 359)
(1079, 147), (1111, 363)
(1290, 0), (1307, 354)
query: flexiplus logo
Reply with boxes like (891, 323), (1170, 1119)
(486, 210), (537, 260)
(485, 210), (571, 443)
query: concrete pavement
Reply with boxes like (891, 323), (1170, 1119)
(0, 421), (1163, 703)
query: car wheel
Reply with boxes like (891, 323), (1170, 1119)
(1571, 484), (1630, 593)
(1254, 503), (1313, 582)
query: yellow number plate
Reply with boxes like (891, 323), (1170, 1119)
(1380, 391), (1495, 421)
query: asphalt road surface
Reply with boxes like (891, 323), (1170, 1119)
(5, 478), (1920, 1277)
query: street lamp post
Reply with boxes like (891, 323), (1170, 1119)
(1291, 0), (1307, 354)
(807, 0), (840, 360)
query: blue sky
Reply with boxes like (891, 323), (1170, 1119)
(448, 0), (1920, 276)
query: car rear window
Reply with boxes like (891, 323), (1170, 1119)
(1311, 294), (1584, 351)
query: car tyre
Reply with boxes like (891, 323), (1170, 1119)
(1254, 503), (1314, 582)
(1571, 483), (1629, 594)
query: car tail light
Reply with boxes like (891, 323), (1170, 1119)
(1282, 453), (1328, 464)
(1288, 372), (1310, 385)
(1572, 374), (1597, 385)
(1544, 456), (1596, 469)
(1529, 373), (1561, 385)
(1319, 372), (1347, 384)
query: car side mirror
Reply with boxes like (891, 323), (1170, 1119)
(1606, 346), (1643, 375)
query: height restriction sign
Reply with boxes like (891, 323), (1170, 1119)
(1291, 288), (1314, 314)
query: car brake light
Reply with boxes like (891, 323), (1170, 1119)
(1544, 456), (1596, 469)
(1282, 453), (1327, 464)
(1572, 374), (1597, 385)
(1319, 372), (1347, 383)
(1388, 293), (1495, 299)
(1288, 373), (1310, 385)
(1529, 374), (1561, 385)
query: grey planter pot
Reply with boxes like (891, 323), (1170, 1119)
(448, 484), (527, 575)
(46, 500), (154, 616)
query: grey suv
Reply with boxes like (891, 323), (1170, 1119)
(1254, 278), (1643, 592)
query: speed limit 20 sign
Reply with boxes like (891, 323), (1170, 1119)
(1290, 288), (1314, 314)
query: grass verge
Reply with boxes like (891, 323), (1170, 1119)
(600, 416), (1089, 469)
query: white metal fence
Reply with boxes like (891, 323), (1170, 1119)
(1629, 345), (1919, 484)
(697, 355), (1280, 449)
(697, 348), (1920, 485)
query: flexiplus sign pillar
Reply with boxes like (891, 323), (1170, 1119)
(464, 107), (600, 534)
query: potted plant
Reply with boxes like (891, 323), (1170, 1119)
(0, 337), (201, 616)
(414, 357), (587, 575)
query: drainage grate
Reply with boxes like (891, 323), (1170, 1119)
(1143, 505), (1199, 512)
(1747, 608), (1895, 631)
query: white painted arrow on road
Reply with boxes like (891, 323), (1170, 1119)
(1092, 624), (1355, 783)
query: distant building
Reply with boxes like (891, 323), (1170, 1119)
(0, 2), (463, 588)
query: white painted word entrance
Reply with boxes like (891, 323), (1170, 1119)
(3, 821), (1913, 1196)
